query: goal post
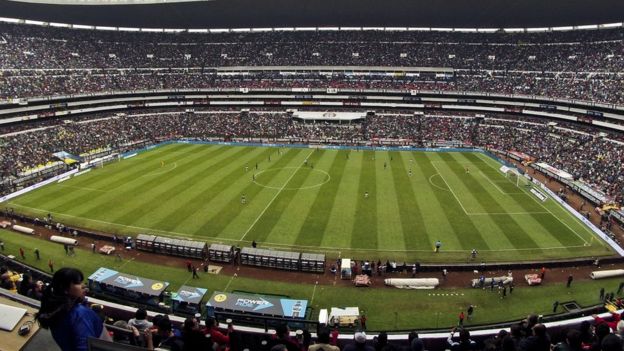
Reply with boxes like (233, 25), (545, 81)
(500, 166), (530, 187)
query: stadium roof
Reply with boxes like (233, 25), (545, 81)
(0, 0), (623, 30)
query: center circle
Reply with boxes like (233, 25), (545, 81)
(253, 167), (331, 190)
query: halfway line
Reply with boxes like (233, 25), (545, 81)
(238, 149), (315, 241)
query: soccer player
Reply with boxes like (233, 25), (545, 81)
(409, 169), (413, 177)
(384, 162), (387, 170)
(471, 249), (478, 260)
(241, 194), (246, 204)
(364, 192), (369, 199)
(465, 167), (470, 174)
(161, 161), (165, 167)
(435, 240), (442, 253)
(252, 174), (256, 181)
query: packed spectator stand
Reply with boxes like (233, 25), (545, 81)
(0, 22), (624, 104)
(2, 109), (623, 204)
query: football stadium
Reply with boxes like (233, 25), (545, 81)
(1, 0), (624, 350)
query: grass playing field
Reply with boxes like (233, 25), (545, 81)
(6, 142), (612, 262)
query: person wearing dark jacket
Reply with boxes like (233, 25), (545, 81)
(519, 324), (550, 351)
(552, 329), (583, 351)
(181, 317), (211, 351)
(447, 327), (478, 350)
(266, 324), (300, 351)
(343, 332), (375, 351)
(36, 268), (105, 351)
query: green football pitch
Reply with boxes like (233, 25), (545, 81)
(7, 143), (613, 262)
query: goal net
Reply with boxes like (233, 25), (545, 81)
(500, 166), (531, 187)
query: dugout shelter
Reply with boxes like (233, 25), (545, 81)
(135, 234), (207, 259)
(240, 247), (300, 271)
(300, 253), (326, 273)
(208, 243), (235, 263)
(88, 267), (170, 311)
(171, 285), (208, 316)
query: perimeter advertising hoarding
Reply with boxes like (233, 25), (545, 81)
(206, 291), (308, 319)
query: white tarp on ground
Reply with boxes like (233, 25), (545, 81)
(471, 276), (513, 288)
(50, 235), (78, 246)
(591, 269), (624, 280)
(384, 278), (439, 289)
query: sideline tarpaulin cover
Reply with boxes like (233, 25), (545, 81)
(206, 291), (307, 318)
(88, 267), (169, 297)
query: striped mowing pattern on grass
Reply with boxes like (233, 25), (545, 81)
(7, 143), (611, 262)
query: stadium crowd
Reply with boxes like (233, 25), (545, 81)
(1, 23), (624, 104)
(96, 311), (624, 350)
(1, 22), (623, 71)
(1, 110), (623, 202)
(2, 70), (624, 106)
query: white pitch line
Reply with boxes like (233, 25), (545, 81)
(468, 211), (551, 215)
(56, 184), (109, 193)
(428, 174), (450, 192)
(116, 257), (135, 270)
(479, 170), (511, 195)
(310, 282), (318, 305)
(430, 162), (470, 215)
(239, 149), (315, 241)
(140, 162), (178, 177)
(223, 273), (237, 292)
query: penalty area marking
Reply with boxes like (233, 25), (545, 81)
(476, 153), (590, 245)
(428, 174), (450, 192)
(139, 162), (178, 177)
(478, 170), (524, 195)
(252, 166), (331, 190)
(430, 162), (552, 216)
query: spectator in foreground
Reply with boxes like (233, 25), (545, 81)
(447, 327), (478, 351)
(36, 267), (105, 351)
(552, 329), (582, 351)
(181, 317), (211, 351)
(148, 317), (184, 351)
(308, 326), (340, 351)
(267, 323), (300, 351)
(343, 331), (374, 351)
(128, 308), (152, 332)
(519, 324), (550, 351)
(204, 316), (232, 350)
(601, 334), (623, 351)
